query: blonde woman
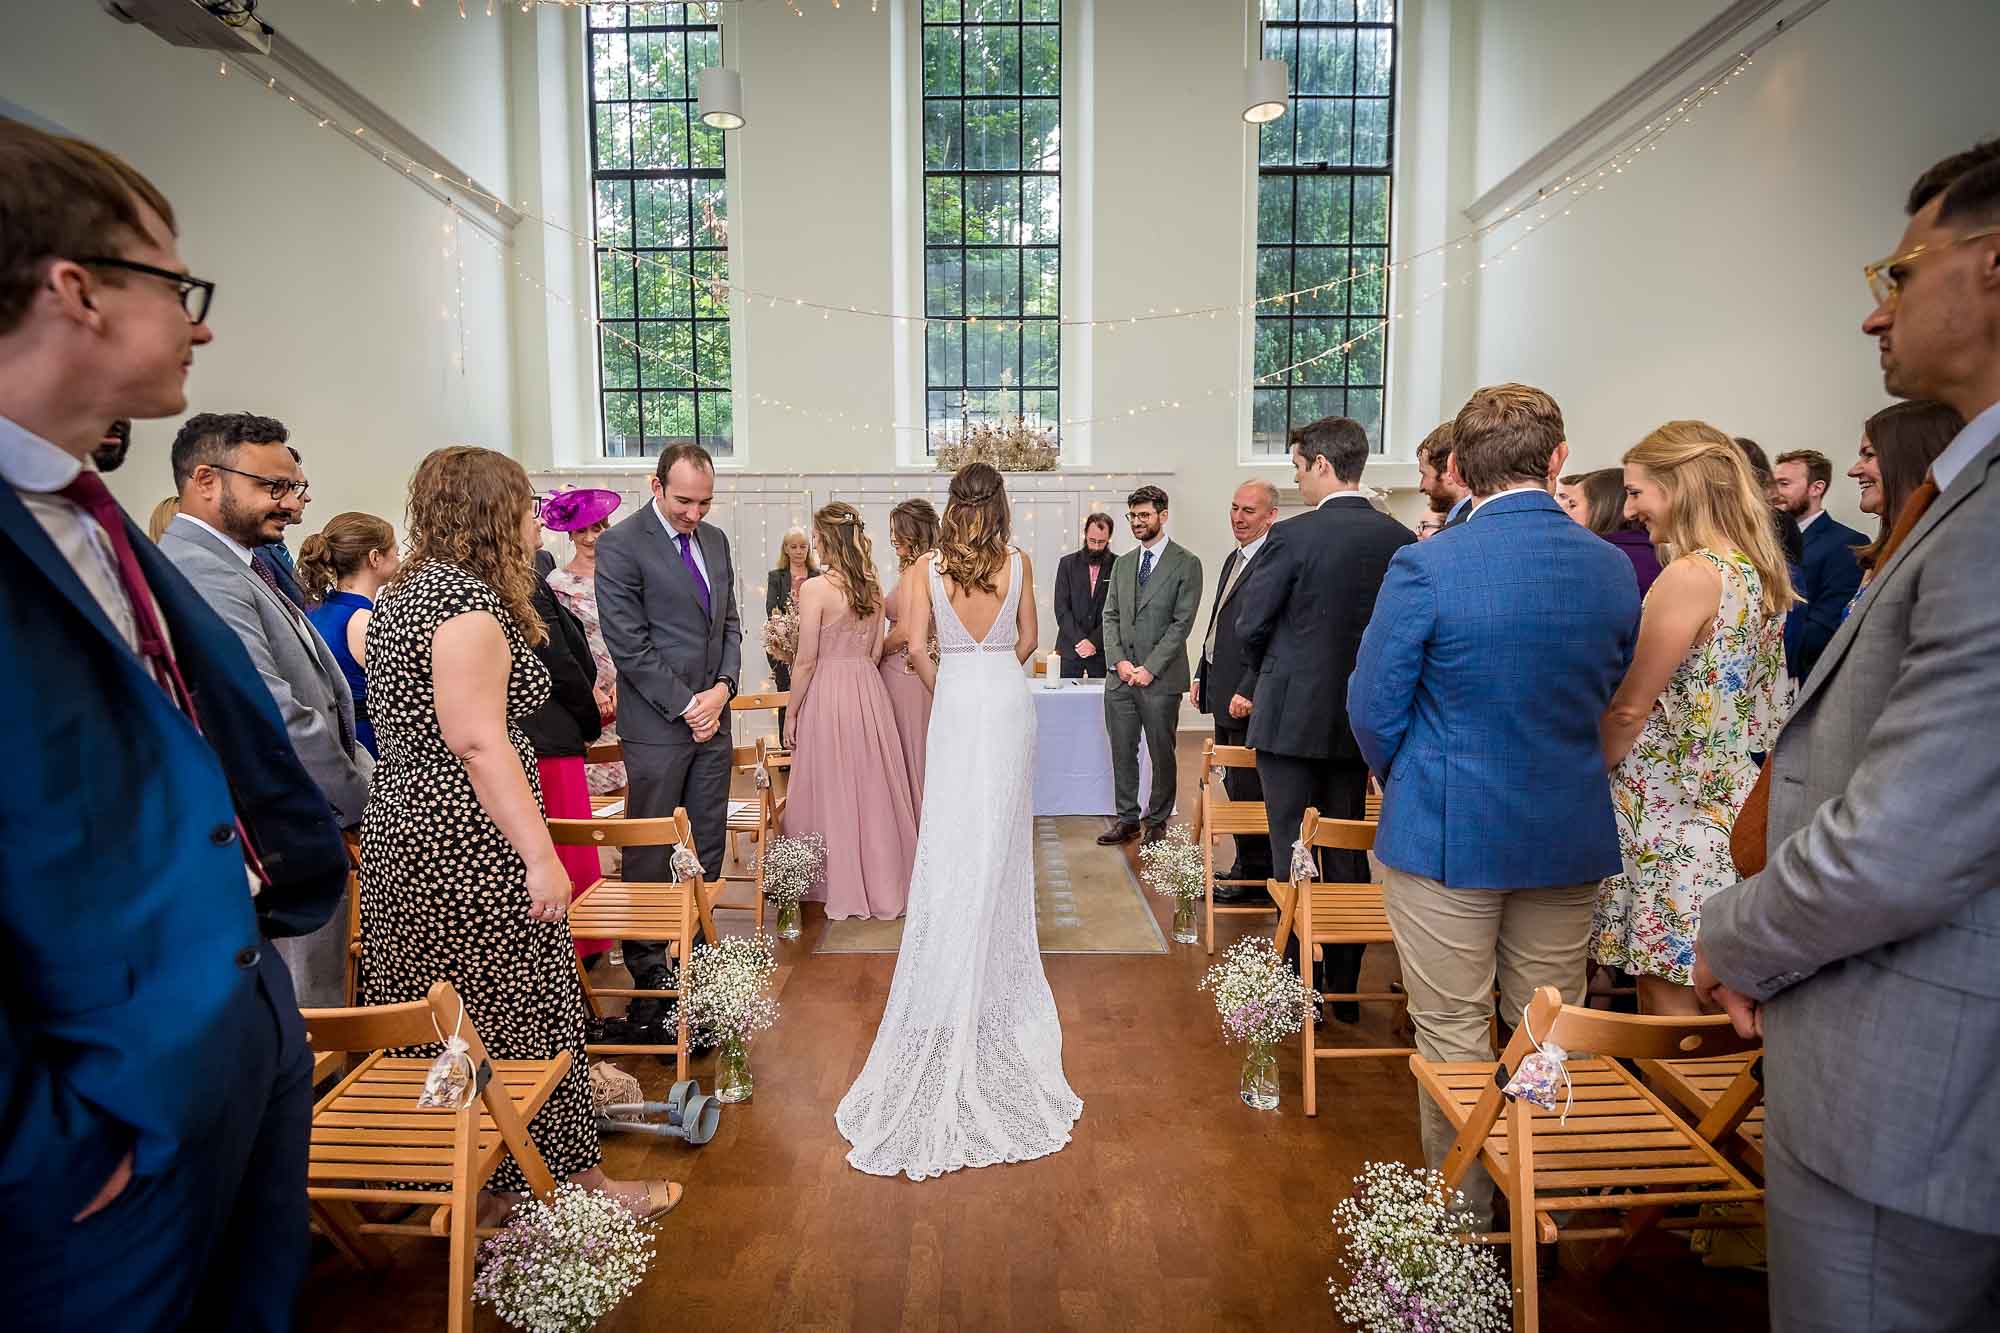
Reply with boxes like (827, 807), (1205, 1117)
(145, 495), (179, 543)
(1593, 422), (1795, 1014)
(782, 502), (918, 920)
(298, 511), (399, 757)
(880, 497), (941, 808)
(763, 526), (817, 733)
(359, 447), (679, 1221)
(836, 462), (1081, 1180)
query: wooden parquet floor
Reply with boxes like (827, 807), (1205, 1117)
(300, 748), (1769, 1332)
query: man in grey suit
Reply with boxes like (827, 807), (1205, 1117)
(160, 413), (371, 1006)
(1695, 138), (2000, 1330)
(1097, 484), (1201, 847)
(596, 443), (741, 1019)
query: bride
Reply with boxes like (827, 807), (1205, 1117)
(834, 462), (1084, 1179)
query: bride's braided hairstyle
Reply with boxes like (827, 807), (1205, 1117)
(810, 501), (883, 619)
(937, 462), (1011, 595)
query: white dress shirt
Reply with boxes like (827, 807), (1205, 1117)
(0, 413), (141, 655)
(1468, 482), (1551, 517)
(653, 496), (711, 588)
(1933, 398), (2000, 491)
(1797, 508), (1825, 534)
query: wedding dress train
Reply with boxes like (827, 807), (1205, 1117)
(834, 549), (1083, 1179)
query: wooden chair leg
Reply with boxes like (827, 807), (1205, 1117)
(1300, 922), (1318, 1118)
(1202, 834), (1218, 955)
(313, 1199), (391, 1268)
(674, 973), (691, 1084)
(574, 953), (603, 1020)
(1507, 1100), (1539, 1333)
(447, 1115), (480, 1333)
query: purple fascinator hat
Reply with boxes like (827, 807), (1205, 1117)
(538, 487), (622, 533)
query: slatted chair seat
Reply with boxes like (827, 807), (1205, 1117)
(546, 810), (716, 1079)
(1268, 809), (1414, 1112)
(1417, 986), (1765, 1331)
(1194, 740), (1279, 953)
(716, 699), (788, 930)
(303, 981), (567, 1333)
(1637, 1052), (1767, 1177)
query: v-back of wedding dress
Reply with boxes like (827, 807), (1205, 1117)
(834, 549), (1083, 1179)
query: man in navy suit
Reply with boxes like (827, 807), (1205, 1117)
(1771, 448), (1866, 681)
(1349, 384), (1640, 1224)
(0, 120), (347, 1331)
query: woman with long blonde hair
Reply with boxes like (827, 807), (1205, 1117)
(880, 497), (942, 805)
(1592, 421), (1795, 1014)
(359, 446), (680, 1222)
(836, 462), (1082, 1181)
(782, 501), (918, 920)
(763, 526), (819, 732)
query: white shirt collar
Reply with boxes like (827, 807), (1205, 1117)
(1139, 531), (1168, 555)
(175, 511), (257, 565)
(1236, 532), (1270, 562)
(1467, 482), (1548, 516)
(1315, 489), (1367, 508)
(0, 414), (85, 493)
(1796, 508), (1825, 532)
(653, 496), (697, 544)
(1934, 398), (2000, 492)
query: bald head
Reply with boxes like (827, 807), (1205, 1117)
(1230, 479), (1279, 547)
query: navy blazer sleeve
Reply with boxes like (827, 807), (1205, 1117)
(1792, 524), (1863, 680)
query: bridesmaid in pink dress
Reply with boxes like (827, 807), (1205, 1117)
(782, 503), (919, 919)
(880, 498), (940, 812)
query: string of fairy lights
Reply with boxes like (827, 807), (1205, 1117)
(211, 19), (1762, 443)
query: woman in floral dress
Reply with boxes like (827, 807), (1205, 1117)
(1593, 421), (1795, 1014)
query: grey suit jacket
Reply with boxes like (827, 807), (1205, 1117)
(594, 504), (743, 746)
(1099, 538), (1202, 696)
(158, 515), (372, 825)
(1701, 432), (2000, 1234)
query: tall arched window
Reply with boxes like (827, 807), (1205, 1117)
(922, 0), (1062, 448)
(1252, 0), (1396, 456)
(587, 2), (734, 459)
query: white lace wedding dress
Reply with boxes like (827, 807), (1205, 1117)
(834, 549), (1084, 1180)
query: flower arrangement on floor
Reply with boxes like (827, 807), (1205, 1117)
(761, 831), (825, 941)
(1330, 1161), (1512, 1333)
(763, 603), (801, 663)
(1138, 827), (1206, 944)
(673, 932), (781, 1103)
(930, 417), (1060, 472)
(472, 1183), (656, 1333)
(1197, 935), (1319, 1109)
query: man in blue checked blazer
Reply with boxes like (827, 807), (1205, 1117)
(1347, 383), (1639, 1225)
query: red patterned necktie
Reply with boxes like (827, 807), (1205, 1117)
(58, 470), (269, 886)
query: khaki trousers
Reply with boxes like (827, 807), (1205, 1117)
(1380, 866), (1599, 1224)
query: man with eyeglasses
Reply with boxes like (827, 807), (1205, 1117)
(0, 120), (346, 1330)
(1695, 137), (2000, 1329)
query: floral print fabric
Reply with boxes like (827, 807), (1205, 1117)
(1591, 550), (1792, 984)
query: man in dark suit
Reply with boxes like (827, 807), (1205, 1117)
(1098, 485), (1202, 846)
(595, 442), (742, 1021)
(1192, 479), (1278, 894)
(1772, 447), (1866, 681)
(1052, 511), (1114, 678)
(1232, 416), (1415, 1015)
(0, 119), (348, 1330)
(1416, 420), (1471, 528)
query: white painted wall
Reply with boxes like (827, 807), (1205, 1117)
(2, 0), (520, 530)
(1455, 0), (2000, 532)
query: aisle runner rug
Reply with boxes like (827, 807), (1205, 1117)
(815, 817), (1168, 955)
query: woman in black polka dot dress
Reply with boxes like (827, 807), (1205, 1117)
(359, 446), (678, 1217)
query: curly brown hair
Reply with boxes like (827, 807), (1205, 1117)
(937, 462), (1011, 594)
(394, 446), (546, 645)
(888, 498), (941, 570)
(811, 501), (883, 619)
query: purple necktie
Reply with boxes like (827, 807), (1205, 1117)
(59, 470), (270, 886)
(676, 531), (711, 618)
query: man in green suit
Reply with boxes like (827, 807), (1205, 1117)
(1098, 484), (1203, 846)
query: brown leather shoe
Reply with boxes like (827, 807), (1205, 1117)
(1141, 822), (1168, 846)
(1096, 820), (1143, 846)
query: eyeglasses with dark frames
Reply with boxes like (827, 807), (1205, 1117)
(207, 463), (309, 502)
(76, 257), (216, 324)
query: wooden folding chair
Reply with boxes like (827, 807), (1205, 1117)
(1267, 807), (1413, 1113)
(1415, 986), (1765, 1332)
(1637, 1051), (1767, 1178)
(1194, 740), (1278, 954)
(546, 808), (717, 1083)
(303, 979), (570, 1333)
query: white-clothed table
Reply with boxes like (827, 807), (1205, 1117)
(1030, 680), (1162, 817)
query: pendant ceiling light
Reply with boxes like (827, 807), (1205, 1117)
(1244, 58), (1288, 124)
(699, 66), (746, 131)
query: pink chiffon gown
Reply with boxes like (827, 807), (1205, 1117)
(878, 583), (934, 812)
(786, 606), (919, 919)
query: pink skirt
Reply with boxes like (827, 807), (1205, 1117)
(538, 755), (612, 957)
(786, 660), (919, 920)
(878, 653), (933, 814)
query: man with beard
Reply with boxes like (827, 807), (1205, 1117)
(161, 413), (370, 1005)
(1416, 420), (1470, 528)
(1771, 446), (1865, 681)
(1053, 510), (1114, 678)
(91, 418), (131, 472)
